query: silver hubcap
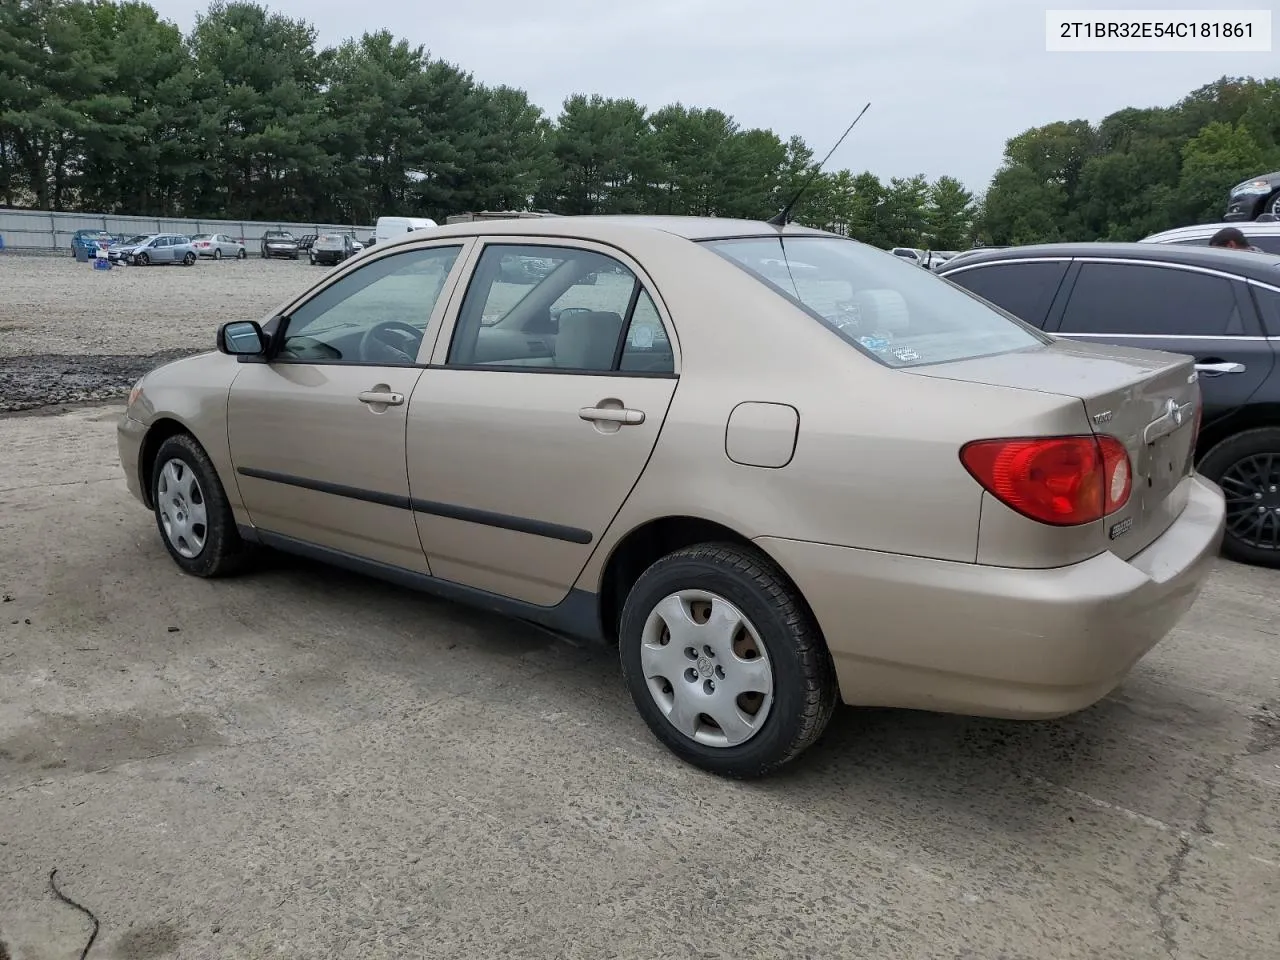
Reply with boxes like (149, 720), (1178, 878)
(156, 458), (208, 559)
(640, 590), (774, 747)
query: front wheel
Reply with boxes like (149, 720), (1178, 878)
(618, 543), (838, 778)
(137, 252), (150, 266)
(1267, 191), (1280, 218)
(1198, 426), (1280, 567)
(151, 433), (253, 578)
(237, 248), (246, 259)
(213, 248), (222, 260)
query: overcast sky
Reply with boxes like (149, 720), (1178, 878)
(152, 0), (1275, 193)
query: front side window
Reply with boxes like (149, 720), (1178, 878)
(944, 260), (1070, 328)
(703, 236), (1048, 368)
(278, 245), (463, 365)
(1250, 235), (1280, 254)
(1059, 263), (1244, 336)
(447, 244), (673, 373)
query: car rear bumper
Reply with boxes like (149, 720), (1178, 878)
(756, 474), (1225, 720)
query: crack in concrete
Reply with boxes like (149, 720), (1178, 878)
(1150, 756), (1234, 958)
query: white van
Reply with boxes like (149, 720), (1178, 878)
(375, 216), (438, 245)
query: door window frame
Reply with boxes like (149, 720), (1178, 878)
(427, 236), (682, 377)
(941, 256), (1073, 329)
(254, 238), (477, 368)
(1044, 257), (1266, 340)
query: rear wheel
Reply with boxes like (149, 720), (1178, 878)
(618, 542), (838, 778)
(183, 252), (196, 266)
(1198, 426), (1280, 567)
(237, 248), (246, 259)
(213, 248), (222, 260)
(150, 434), (253, 578)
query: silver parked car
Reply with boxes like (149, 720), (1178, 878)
(191, 233), (247, 260)
(121, 234), (198, 267)
(106, 234), (151, 262)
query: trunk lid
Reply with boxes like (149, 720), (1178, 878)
(911, 339), (1201, 560)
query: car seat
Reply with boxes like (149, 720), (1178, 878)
(554, 310), (625, 370)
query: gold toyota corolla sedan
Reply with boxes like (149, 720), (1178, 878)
(118, 216), (1226, 778)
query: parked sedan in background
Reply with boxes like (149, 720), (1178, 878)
(120, 234), (197, 266)
(939, 242), (1280, 567)
(1225, 170), (1280, 221)
(117, 215), (1223, 778)
(191, 233), (247, 260)
(71, 228), (117, 257)
(260, 231), (300, 260)
(309, 232), (357, 265)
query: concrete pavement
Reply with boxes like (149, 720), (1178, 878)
(1, 405), (1277, 959)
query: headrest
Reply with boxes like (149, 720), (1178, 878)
(847, 288), (910, 334)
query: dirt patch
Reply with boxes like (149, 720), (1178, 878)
(111, 921), (184, 959)
(0, 709), (226, 774)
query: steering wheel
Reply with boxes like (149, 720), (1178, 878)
(359, 320), (425, 364)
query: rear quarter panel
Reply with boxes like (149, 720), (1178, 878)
(570, 237), (1095, 595)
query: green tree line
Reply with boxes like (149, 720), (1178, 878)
(1, 0), (1277, 247)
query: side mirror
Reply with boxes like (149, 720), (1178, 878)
(217, 320), (267, 356)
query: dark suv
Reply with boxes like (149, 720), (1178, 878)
(938, 242), (1280, 567)
(260, 231), (300, 260)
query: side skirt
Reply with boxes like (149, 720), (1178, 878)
(238, 525), (606, 645)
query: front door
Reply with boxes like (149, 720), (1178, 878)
(1051, 259), (1276, 428)
(226, 241), (471, 571)
(407, 240), (679, 606)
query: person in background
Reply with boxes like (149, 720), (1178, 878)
(1208, 227), (1263, 252)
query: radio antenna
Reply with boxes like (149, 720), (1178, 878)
(768, 102), (870, 227)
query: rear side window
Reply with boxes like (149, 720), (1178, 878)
(702, 236), (1048, 368)
(1250, 235), (1280, 254)
(1059, 263), (1244, 337)
(944, 261), (1069, 328)
(1251, 285), (1280, 337)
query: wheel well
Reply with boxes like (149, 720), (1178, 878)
(138, 418), (192, 508)
(1196, 404), (1280, 469)
(597, 517), (762, 644)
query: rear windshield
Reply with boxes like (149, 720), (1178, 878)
(701, 235), (1050, 368)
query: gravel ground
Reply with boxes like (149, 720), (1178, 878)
(0, 254), (318, 411)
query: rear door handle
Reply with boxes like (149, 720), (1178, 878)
(1194, 361), (1245, 375)
(579, 406), (645, 425)
(358, 390), (404, 405)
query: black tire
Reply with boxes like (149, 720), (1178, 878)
(1198, 426), (1280, 567)
(150, 433), (253, 578)
(618, 542), (838, 778)
(1268, 191), (1280, 218)
(183, 252), (196, 266)
(137, 252), (150, 266)
(238, 248), (246, 259)
(213, 248), (222, 260)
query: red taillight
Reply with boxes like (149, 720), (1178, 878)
(960, 435), (1132, 526)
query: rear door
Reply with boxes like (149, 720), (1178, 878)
(1049, 258), (1275, 429)
(406, 239), (679, 606)
(941, 258), (1072, 328)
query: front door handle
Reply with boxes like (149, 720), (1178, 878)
(358, 390), (404, 405)
(1195, 361), (1245, 375)
(579, 406), (645, 425)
